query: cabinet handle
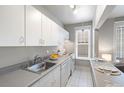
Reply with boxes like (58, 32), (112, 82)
(19, 36), (24, 44)
(39, 39), (42, 44)
(39, 39), (45, 44)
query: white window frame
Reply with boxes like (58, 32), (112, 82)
(75, 25), (91, 60)
(113, 21), (124, 61)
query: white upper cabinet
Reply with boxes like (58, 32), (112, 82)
(58, 27), (69, 45)
(50, 21), (59, 46)
(26, 6), (42, 46)
(63, 29), (69, 40)
(41, 14), (60, 46)
(0, 6), (25, 46)
(58, 27), (65, 45)
(0, 5), (69, 46)
(41, 14), (50, 46)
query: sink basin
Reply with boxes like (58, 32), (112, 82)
(23, 62), (56, 74)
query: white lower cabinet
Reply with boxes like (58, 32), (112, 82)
(71, 59), (75, 73)
(31, 57), (74, 87)
(31, 65), (60, 87)
(61, 58), (71, 87)
(70, 57), (75, 74)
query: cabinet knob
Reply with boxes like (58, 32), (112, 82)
(39, 39), (45, 45)
(19, 36), (24, 44)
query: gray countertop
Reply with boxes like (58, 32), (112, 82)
(90, 60), (124, 87)
(0, 54), (72, 87)
(0, 70), (39, 87)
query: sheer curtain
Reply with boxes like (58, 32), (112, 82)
(114, 22), (124, 61)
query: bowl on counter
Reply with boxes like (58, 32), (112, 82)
(49, 54), (59, 61)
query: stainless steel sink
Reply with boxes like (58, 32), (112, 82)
(23, 62), (56, 74)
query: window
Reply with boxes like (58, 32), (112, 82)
(114, 21), (124, 60)
(75, 26), (91, 60)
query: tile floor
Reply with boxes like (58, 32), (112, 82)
(66, 65), (93, 87)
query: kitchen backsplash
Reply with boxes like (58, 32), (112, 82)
(0, 46), (57, 68)
(0, 40), (74, 69)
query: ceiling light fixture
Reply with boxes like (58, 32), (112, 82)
(69, 5), (78, 15)
(73, 6), (78, 14)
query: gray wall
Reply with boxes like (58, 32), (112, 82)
(98, 17), (124, 61)
(98, 18), (114, 58)
(0, 5), (63, 69)
(64, 21), (92, 42)
(0, 47), (56, 68)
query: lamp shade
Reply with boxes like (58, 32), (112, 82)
(101, 54), (112, 62)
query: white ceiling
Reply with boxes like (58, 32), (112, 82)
(43, 5), (96, 25)
(109, 5), (124, 18)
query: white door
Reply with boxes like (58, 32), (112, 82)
(26, 6), (42, 46)
(0, 6), (25, 46)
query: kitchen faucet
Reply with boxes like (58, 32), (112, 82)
(33, 55), (43, 64)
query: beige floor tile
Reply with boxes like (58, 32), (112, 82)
(66, 65), (93, 87)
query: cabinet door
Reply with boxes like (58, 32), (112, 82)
(38, 66), (60, 87)
(26, 6), (42, 46)
(71, 59), (75, 73)
(41, 15), (59, 46)
(61, 59), (70, 87)
(63, 29), (69, 40)
(70, 56), (75, 74)
(64, 30), (69, 40)
(45, 18), (56, 46)
(58, 27), (65, 45)
(67, 58), (71, 78)
(50, 21), (59, 46)
(0, 6), (25, 46)
(41, 14), (51, 46)
(51, 65), (60, 86)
